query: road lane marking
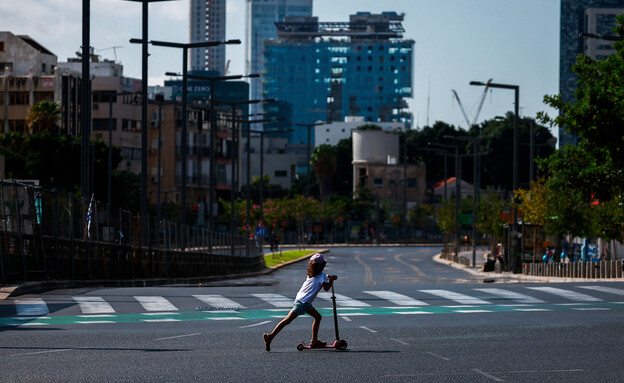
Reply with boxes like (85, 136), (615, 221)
(354, 253), (374, 285)
(419, 290), (491, 305)
(526, 287), (602, 302)
(154, 333), (202, 341)
(578, 285), (624, 296)
(426, 351), (450, 360)
(15, 298), (49, 316)
(251, 293), (291, 308)
(359, 326), (377, 333)
(134, 296), (178, 311)
(340, 316), (352, 322)
(363, 291), (428, 306)
(75, 321), (115, 324)
(475, 288), (545, 303)
(10, 349), (73, 357)
(472, 369), (504, 382)
(194, 295), (246, 309)
(391, 338), (408, 345)
(454, 310), (492, 313)
(239, 321), (271, 329)
(73, 297), (115, 314)
(319, 292), (370, 307)
(142, 318), (181, 322)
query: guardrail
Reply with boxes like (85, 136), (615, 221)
(0, 180), (263, 285)
(523, 261), (623, 279)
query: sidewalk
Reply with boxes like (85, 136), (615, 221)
(434, 249), (624, 283)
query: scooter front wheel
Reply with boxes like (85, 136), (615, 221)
(336, 339), (347, 350)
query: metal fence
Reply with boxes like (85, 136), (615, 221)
(0, 180), (263, 285)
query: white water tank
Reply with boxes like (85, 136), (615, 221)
(352, 130), (399, 164)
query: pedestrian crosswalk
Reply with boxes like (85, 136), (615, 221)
(3, 285), (624, 318)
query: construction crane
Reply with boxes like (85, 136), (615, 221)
(98, 46), (123, 61)
(451, 78), (492, 128)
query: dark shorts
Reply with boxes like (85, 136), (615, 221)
(292, 300), (313, 315)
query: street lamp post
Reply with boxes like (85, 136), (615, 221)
(183, 72), (257, 237)
(424, 148), (448, 201)
(91, 91), (138, 229)
(471, 80), (520, 272)
(144, 40), (240, 237)
(215, 100), (274, 237)
(294, 122), (325, 196)
(446, 135), (490, 267)
(429, 143), (460, 258)
(124, 0), (178, 247)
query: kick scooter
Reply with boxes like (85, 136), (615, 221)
(296, 283), (348, 351)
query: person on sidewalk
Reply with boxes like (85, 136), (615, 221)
(263, 253), (337, 351)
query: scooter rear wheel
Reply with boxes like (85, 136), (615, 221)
(336, 339), (347, 350)
(296, 343), (305, 351)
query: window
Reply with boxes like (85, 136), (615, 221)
(274, 170), (287, 177)
(373, 178), (383, 188)
(93, 118), (117, 131)
(407, 178), (418, 188)
(0, 42), (4, 52)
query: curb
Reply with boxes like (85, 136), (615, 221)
(433, 253), (624, 283)
(265, 249), (329, 270)
(0, 249), (331, 299)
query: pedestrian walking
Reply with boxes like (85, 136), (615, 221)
(263, 253), (337, 351)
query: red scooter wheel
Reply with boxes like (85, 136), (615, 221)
(296, 343), (304, 351)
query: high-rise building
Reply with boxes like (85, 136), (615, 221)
(262, 12), (413, 145)
(559, 0), (623, 146)
(190, 0), (226, 74)
(245, 0), (313, 117)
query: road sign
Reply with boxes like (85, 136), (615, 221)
(255, 227), (267, 237)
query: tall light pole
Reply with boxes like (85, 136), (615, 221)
(471, 80), (520, 272)
(446, 135), (490, 267)
(144, 39), (240, 235)
(234, 115), (281, 229)
(184, 72), (257, 234)
(124, 0), (178, 247)
(91, 90), (138, 227)
(430, 142), (460, 258)
(294, 122), (325, 196)
(215, 100), (274, 236)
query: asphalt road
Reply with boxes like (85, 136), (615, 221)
(1, 246), (623, 382)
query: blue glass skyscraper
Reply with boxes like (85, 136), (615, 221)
(262, 12), (414, 145)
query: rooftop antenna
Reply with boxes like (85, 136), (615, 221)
(426, 76), (431, 127)
(98, 46), (123, 61)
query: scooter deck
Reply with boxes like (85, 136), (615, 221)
(296, 339), (347, 351)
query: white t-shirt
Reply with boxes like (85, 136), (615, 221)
(295, 273), (328, 304)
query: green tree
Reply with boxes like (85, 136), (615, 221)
(26, 101), (61, 134)
(538, 14), (624, 241)
(435, 199), (456, 252)
(477, 191), (508, 254)
(310, 144), (337, 197)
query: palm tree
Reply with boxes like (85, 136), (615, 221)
(26, 100), (61, 134)
(311, 144), (337, 197)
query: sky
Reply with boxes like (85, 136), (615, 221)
(1, 0), (561, 136)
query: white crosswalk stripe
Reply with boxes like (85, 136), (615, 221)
(418, 289), (491, 305)
(73, 297), (115, 314)
(526, 287), (602, 302)
(363, 290), (428, 306)
(15, 298), (49, 316)
(251, 293), (292, 308)
(577, 285), (624, 296)
(134, 296), (178, 312)
(474, 288), (545, 304)
(193, 295), (245, 309)
(319, 292), (370, 307)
